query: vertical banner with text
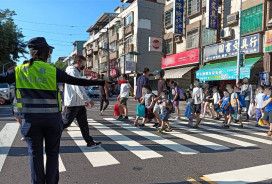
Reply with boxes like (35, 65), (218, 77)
(206, 0), (218, 29)
(173, 0), (184, 35)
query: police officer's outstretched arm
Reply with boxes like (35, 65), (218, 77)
(57, 69), (105, 87)
(0, 69), (16, 84)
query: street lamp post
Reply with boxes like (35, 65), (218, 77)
(2, 62), (13, 73)
(236, 0), (242, 86)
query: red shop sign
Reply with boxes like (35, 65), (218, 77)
(110, 69), (119, 78)
(161, 48), (199, 69)
(110, 59), (116, 69)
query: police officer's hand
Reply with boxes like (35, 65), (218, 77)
(89, 100), (94, 107)
(0, 98), (5, 104)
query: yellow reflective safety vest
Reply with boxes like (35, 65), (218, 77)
(14, 61), (62, 114)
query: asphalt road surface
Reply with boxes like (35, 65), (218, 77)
(0, 97), (272, 184)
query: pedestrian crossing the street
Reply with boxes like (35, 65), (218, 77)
(0, 117), (271, 173)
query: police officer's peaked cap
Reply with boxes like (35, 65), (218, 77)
(28, 37), (54, 50)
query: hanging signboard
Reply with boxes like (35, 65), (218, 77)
(265, 30), (272, 53)
(149, 37), (162, 52)
(206, 0), (218, 29)
(173, 0), (184, 35)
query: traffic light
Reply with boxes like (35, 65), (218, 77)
(239, 52), (245, 67)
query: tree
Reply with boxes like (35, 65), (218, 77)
(50, 60), (67, 71)
(0, 9), (28, 72)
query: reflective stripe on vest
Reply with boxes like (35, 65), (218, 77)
(16, 98), (58, 105)
(14, 61), (61, 114)
(13, 107), (59, 113)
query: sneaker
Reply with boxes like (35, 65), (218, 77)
(157, 128), (165, 133)
(117, 115), (123, 121)
(267, 131), (272, 136)
(139, 124), (145, 127)
(87, 141), (102, 149)
(214, 117), (220, 120)
(165, 128), (172, 132)
(238, 124), (243, 128)
(153, 123), (159, 127)
(255, 124), (260, 127)
(121, 116), (128, 121)
(222, 125), (230, 129)
(175, 116), (181, 120)
(21, 137), (25, 141)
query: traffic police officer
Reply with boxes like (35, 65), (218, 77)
(0, 37), (105, 184)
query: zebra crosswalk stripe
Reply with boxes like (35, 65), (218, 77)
(67, 122), (120, 167)
(104, 118), (199, 155)
(0, 123), (19, 172)
(170, 121), (256, 147)
(189, 120), (272, 145)
(143, 124), (230, 151)
(87, 119), (163, 160)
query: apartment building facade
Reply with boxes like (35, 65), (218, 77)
(83, 0), (164, 87)
(162, 0), (272, 89)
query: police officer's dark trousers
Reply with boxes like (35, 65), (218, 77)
(21, 113), (63, 184)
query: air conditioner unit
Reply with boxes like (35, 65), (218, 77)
(174, 36), (182, 43)
(220, 27), (232, 39)
(227, 12), (238, 26)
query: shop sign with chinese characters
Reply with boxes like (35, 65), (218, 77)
(173, 0), (183, 35)
(196, 67), (251, 81)
(206, 0), (218, 29)
(265, 30), (272, 53)
(204, 34), (261, 62)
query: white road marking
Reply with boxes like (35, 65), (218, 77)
(67, 123), (120, 167)
(143, 124), (229, 151)
(185, 119), (272, 145)
(171, 121), (256, 147)
(88, 120), (163, 159)
(103, 118), (199, 155)
(0, 123), (19, 172)
(204, 164), (272, 184)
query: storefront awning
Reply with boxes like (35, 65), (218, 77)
(164, 66), (196, 79)
(196, 57), (262, 81)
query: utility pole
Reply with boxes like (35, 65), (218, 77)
(107, 16), (111, 78)
(236, 0), (242, 86)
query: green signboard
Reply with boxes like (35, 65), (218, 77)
(241, 4), (263, 35)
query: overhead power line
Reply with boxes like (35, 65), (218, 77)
(22, 28), (87, 36)
(15, 19), (88, 28)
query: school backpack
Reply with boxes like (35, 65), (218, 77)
(234, 93), (246, 107)
(175, 88), (185, 101)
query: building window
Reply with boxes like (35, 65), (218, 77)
(164, 39), (173, 55)
(241, 4), (263, 35)
(187, 28), (199, 50)
(124, 12), (133, 26)
(188, 0), (200, 16)
(164, 9), (173, 27)
(110, 41), (118, 52)
(201, 25), (216, 46)
(112, 25), (118, 36)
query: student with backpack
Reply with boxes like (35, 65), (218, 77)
(157, 90), (173, 133)
(208, 86), (221, 120)
(241, 77), (253, 121)
(255, 86), (266, 127)
(139, 85), (156, 127)
(220, 89), (232, 127)
(261, 87), (272, 136)
(192, 79), (204, 128)
(171, 81), (184, 120)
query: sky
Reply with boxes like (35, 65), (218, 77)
(0, 0), (122, 65)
